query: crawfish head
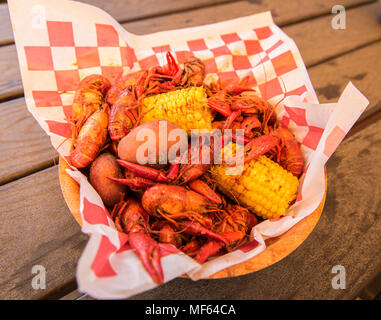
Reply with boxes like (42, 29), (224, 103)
(207, 90), (232, 117)
(189, 204), (257, 263)
(106, 71), (143, 105)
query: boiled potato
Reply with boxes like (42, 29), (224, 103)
(89, 153), (126, 206)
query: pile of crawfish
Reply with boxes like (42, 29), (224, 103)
(67, 52), (303, 284)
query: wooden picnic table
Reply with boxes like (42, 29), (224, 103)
(0, 0), (380, 300)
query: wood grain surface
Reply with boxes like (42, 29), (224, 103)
(309, 41), (381, 121)
(0, 97), (55, 186)
(0, 166), (87, 300)
(121, 0), (373, 35)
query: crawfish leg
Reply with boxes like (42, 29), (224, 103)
(128, 232), (164, 285)
(108, 176), (156, 191)
(179, 221), (229, 246)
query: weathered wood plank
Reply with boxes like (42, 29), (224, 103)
(285, 2), (381, 67)
(309, 41), (381, 122)
(0, 44), (22, 101)
(2, 2), (380, 102)
(0, 97), (55, 185)
(1, 0), (371, 45)
(122, 0), (373, 34)
(0, 4), (12, 46)
(79, 0), (234, 23)
(0, 166), (87, 300)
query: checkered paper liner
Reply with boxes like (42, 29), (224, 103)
(9, 0), (369, 299)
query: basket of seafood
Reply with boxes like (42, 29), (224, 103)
(9, 0), (368, 298)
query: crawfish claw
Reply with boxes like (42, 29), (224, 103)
(128, 232), (164, 285)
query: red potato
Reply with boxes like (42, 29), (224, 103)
(89, 153), (127, 207)
(118, 120), (186, 165)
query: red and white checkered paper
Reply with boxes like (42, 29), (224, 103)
(9, 0), (369, 299)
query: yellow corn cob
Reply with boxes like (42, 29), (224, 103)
(211, 145), (299, 219)
(141, 86), (213, 134)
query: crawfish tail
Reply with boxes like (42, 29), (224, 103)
(70, 109), (109, 168)
(71, 74), (111, 126)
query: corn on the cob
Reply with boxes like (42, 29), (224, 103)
(141, 86), (213, 134)
(211, 146), (299, 219)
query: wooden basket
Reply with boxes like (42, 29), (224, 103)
(58, 156), (326, 278)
